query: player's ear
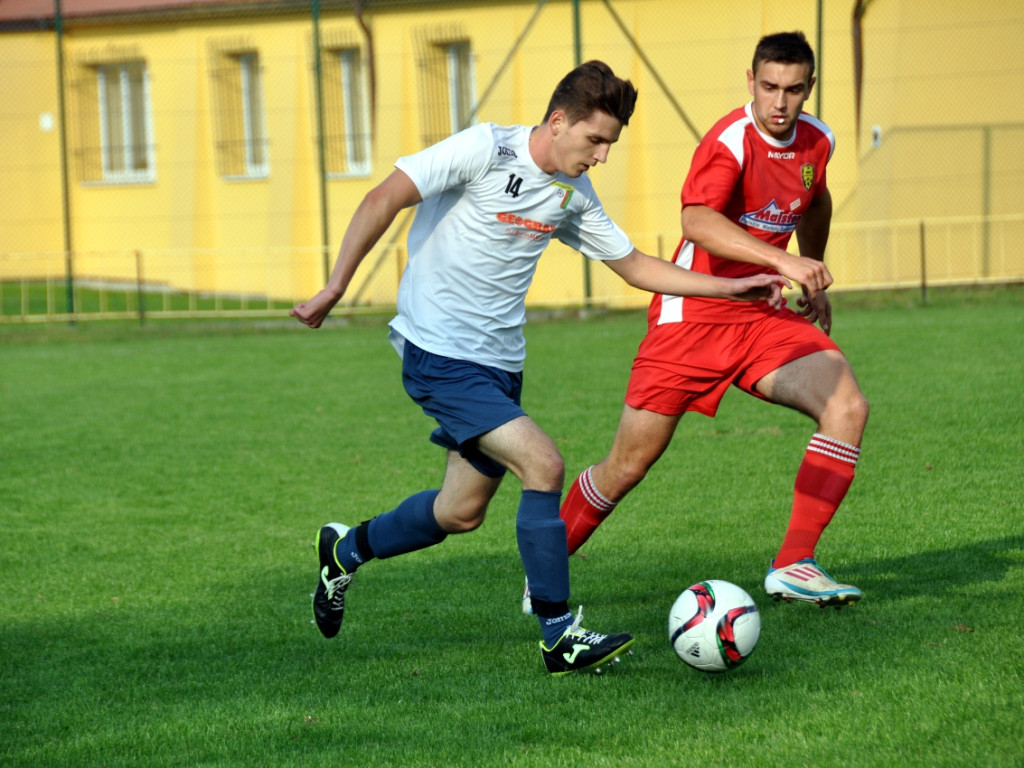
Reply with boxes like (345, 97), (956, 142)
(549, 109), (568, 135)
(746, 69), (755, 96)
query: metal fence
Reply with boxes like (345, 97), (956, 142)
(4, 1), (1024, 324)
(3, 212), (1021, 324)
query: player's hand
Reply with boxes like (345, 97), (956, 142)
(782, 255), (833, 295)
(290, 288), (341, 329)
(729, 273), (791, 310)
(796, 286), (833, 334)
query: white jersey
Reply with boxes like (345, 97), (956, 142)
(388, 122), (633, 372)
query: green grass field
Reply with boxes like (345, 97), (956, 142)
(2, 287), (1022, 767)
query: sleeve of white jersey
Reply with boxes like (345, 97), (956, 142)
(554, 180), (634, 261)
(394, 124), (494, 200)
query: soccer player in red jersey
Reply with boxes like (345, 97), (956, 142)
(549, 31), (869, 609)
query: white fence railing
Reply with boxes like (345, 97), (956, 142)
(2, 214), (1022, 323)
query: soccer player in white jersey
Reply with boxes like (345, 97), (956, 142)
(291, 60), (788, 675)
(554, 34), (869, 611)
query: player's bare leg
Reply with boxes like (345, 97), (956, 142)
(757, 349), (869, 607)
(561, 406), (682, 555)
(756, 349), (868, 447)
(432, 450), (503, 533)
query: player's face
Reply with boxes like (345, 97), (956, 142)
(550, 109), (623, 177)
(747, 61), (815, 141)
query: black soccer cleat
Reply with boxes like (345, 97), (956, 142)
(312, 523), (353, 638)
(539, 607), (635, 676)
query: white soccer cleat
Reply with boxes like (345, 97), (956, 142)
(764, 558), (862, 608)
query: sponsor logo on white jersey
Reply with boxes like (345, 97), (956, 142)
(496, 212), (557, 233)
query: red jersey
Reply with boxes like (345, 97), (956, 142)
(651, 103), (834, 325)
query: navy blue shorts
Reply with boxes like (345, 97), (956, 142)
(401, 342), (526, 478)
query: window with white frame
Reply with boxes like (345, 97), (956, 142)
(81, 60), (154, 183)
(236, 53), (268, 176)
(209, 45), (269, 178)
(323, 46), (371, 176)
(443, 41), (475, 135)
(415, 29), (476, 146)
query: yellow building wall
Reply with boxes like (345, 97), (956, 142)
(1, 0), (1022, 306)
(850, 0), (1024, 220)
(0, 31), (65, 256)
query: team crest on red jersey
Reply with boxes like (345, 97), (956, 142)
(801, 163), (815, 190)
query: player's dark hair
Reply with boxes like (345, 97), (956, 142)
(543, 60), (638, 126)
(752, 31), (816, 79)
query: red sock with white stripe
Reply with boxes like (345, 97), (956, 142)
(560, 466), (617, 555)
(773, 433), (860, 568)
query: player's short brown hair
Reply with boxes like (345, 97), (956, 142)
(543, 60), (638, 126)
(752, 31), (816, 80)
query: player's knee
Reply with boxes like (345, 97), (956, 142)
(447, 515), (485, 534)
(852, 391), (870, 428)
(823, 387), (869, 437)
(441, 507), (487, 533)
(520, 452), (564, 492)
(840, 388), (870, 430)
(436, 497), (489, 533)
(604, 458), (649, 498)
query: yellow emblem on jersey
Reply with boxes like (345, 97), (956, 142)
(801, 163), (815, 190)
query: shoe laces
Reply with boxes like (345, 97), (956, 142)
(324, 573), (351, 608)
(562, 606), (608, 645)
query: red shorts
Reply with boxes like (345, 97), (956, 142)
(625, 308), (842, 417)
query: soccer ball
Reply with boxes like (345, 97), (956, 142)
(668, 580), (761, 673)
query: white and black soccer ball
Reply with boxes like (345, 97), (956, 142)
(668, 580), (761, 673)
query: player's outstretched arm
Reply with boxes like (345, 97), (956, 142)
(681, 204), (832, 294)
(604, 250), (790, 308)
(291, 170), (422, 329)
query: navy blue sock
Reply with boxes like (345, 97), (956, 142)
(334, 523), (369, 574)
(515, 489), (574, 646)
(366, 489), (446, 560)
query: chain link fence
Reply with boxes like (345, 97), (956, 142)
(2, 0), (1023, 323)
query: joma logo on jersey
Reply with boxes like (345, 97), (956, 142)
(496, 212), (557, 233)
(497, 146), (517, 158)
(739, 199), (800, 234)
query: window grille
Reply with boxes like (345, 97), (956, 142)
(71, 55), (154, 183)
(319, 34), (371, 177)
(208, 41), (269, 178)
(415, 27), (476, 147)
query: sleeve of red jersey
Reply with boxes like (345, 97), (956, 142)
(680, 139), (742, 212)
